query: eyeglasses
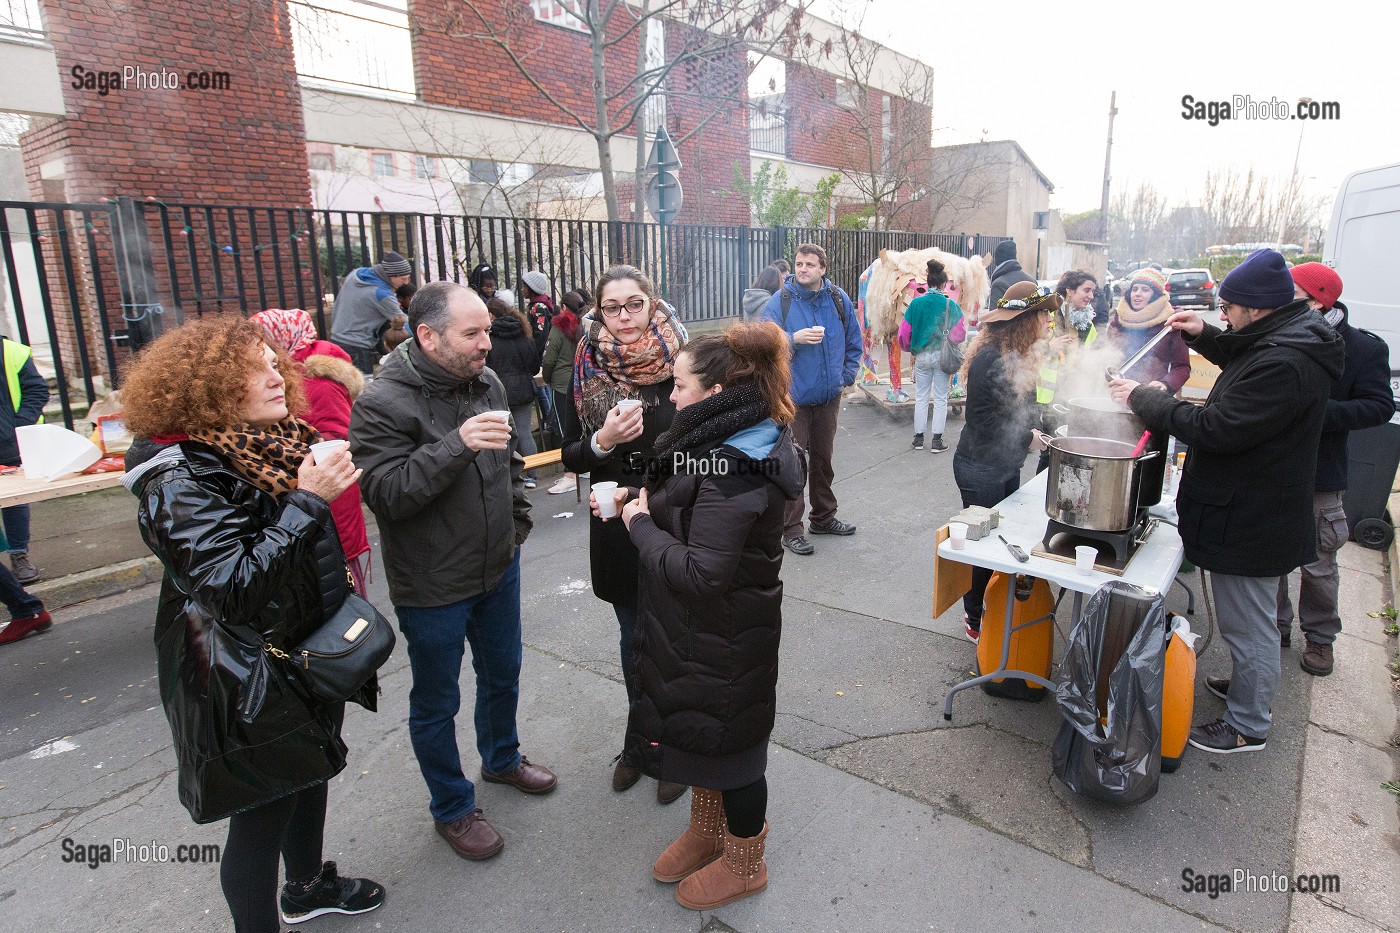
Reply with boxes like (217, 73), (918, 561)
(599, 297), (649, 318)
(997, 285), (1053, 311)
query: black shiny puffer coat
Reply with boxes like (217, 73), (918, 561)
(124, 438), (370, 823)
(623, 426), (806, 786)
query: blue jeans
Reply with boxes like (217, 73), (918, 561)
(396, 550), (523, 824)
(0, 560), (42, 619)
(3, 505), (30, 553)
(613, 603), (638, 703)
(912, 349), (952, 436)
(952, 451), (1021, 624)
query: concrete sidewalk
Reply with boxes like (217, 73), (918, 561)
(2, 394), (1396, 933)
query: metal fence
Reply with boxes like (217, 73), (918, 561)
(0, 197), (1007, 428)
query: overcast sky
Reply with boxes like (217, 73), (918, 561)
(812, 0), (1394, 218)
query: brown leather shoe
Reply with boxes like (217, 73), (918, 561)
(657, 780), (688, 805)
(480, 755), (558, 795)
(612, 757), (641, 792)
(1300, 641), (1334, 676)
(435, 809), (504, 860)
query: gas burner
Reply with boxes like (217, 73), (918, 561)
(1042, 510), (1153, 564)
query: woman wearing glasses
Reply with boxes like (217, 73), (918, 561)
(952, 281), (1058, 641)
(563, 264), (689, 804)
(1108, 268), (1190, 394)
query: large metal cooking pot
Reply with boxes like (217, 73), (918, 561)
(1043, 435), (1161, 532)
(1052, 397), (1168, 507)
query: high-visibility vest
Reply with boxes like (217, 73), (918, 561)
(3, 339), (41, 422)
(1036, 323), (1097, 404)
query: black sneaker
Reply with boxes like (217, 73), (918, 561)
(782, 535), (815, 555)
(1205, 676), (1229, 701)
(1188, 718), (1266, 755)
(928, 435), (948, 453)
(280, 861), (385, 924)
(809, 518), (857, 536)
(912, 433), (925, 450)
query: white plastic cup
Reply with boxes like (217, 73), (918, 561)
(310, 439), (349, 464)
(593, 481), (620, 519)
(811, 325), (826, 337)
(616, 399), (644, 414)
(1075, 545), (1097, 575)
(482, 410), (511, 423)
(948, 522), (968, 550)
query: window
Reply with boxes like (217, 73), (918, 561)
(639, 19), (666, 137)
(835, 78), (862, 110)
(532, 0), (586, 32)
(414, 155), (436, 179)
(371, 152), (395, 177)
(881, 96), (892, 167)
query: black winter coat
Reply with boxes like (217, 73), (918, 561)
(124, 439), (367, 824)
(0, 341), (49, 466)
(1313, 304), (1394, 492)
(486, 315), (542, 408)
(623, 426), (805, 787)
(560, 382), (676, 607)
(1129, 301), (1345, 576)
(987, 259), (1035, 310)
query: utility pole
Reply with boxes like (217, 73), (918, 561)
(1100, 91), (1116, 242)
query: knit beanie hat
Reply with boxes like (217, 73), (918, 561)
(993, 239), (1018, 264)
(1128, 267), (1168, 297)
(1290, 262), (1343, 309)
(521, 270), (551, 296)
(1218, 249), (1295, 309)
(373, 251), (411, 282)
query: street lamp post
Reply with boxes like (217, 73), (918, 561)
(1276, 97), (1311, 250)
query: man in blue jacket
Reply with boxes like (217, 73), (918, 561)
(1273, 263), (1394, 677)
(761, 243), (861, 555)
(329, 251), (412, 374)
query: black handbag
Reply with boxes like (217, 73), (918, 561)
(269, 575), (395, 704)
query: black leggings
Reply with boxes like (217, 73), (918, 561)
(721, 777), (767, 838)
(220, 781), (328, 933)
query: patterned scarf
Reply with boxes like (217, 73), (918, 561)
(249, 308), (318, 356)
(648, 383), (769, 490)
(188, 417), (320, 496)
(1113, 292), (1173, 330)
(573, 301), (687, 433)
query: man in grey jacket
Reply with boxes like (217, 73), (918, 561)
(330, 251), (412, 373)
(351, 281), (555, 862)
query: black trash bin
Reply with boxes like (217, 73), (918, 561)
(1342, 417), (1400, 550)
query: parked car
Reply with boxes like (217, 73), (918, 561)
(1166, 268), (1216, 311)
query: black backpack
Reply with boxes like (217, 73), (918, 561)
(779, 280), (850, 332)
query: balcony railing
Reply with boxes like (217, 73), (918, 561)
(288, 0), (415, 99)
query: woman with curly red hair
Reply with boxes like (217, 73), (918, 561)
(121, 316), (384, 933)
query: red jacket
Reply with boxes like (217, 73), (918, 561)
(293, 340), (370, 560)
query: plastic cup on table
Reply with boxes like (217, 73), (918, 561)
(948, 522), (968, 550)
(310, 439), (349, 464)
(1075, 545), (1097, 575)
(593, 481), (620, 519)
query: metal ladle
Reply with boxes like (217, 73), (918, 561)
(1105, 324), (1175, 383)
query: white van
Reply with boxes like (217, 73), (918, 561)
(1324, 162), (1400, 400)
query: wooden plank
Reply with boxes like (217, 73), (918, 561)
(932, 523), (973, 618)
(521, 449), (563, 472)
(0, 470), (125, 509)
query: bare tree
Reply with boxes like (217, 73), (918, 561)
(1109, 181), (1171, 266)
(792, 11), (934, 230)
(426, 0), (810, 223)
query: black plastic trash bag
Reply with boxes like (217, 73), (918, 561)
(1052, 581), (1166, 805)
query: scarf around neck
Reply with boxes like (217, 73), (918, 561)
(1114, 293), (1173, 329)
(649, 383), (769, 488)
(573, 301), (687, 433)
(188, 418), (320, 496)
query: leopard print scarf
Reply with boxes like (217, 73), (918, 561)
(188, 418), (320, 496)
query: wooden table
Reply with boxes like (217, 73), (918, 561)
(0, 470), (126, 509)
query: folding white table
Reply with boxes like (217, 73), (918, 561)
(937, 470), (1185, 720)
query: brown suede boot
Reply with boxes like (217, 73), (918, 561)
(675, 821), (768, 910)
(651, 787), (725, 883)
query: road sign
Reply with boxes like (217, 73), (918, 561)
(645, 171), (683, 226)
(646, 126), (681, 175)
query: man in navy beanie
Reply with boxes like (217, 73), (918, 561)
(987, 239), (1034, 309)
(1109, 249), (1344, 754)
(330, 251), (413, 374)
